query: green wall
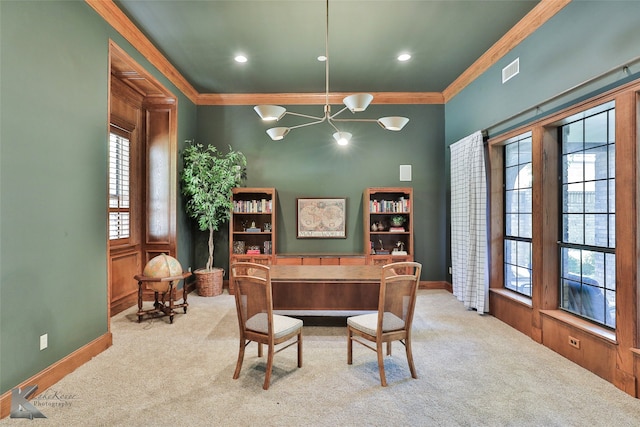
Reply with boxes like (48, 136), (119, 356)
(0, 1), (196, 394)
(195, 104), (446, 281)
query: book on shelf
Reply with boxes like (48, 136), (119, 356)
(369, 197), (410, 213)
(233, 198), (272, 213)
(375, 250), (390, 255)
(246, 249), (261, 255)
(245, 227), (261, 232)
(389, 227), (405, 232)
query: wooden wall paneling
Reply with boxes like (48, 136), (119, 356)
(143, 104), (177, 258)
(109, 75), (143, 316)
(613, 90), (638, 395)
(541, 312), (616, 382)
(109, 251), (141, 315)
(490, 291), (533, 338)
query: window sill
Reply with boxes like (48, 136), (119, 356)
(539, 309), (616, 345)
(490, 288), (533, 308)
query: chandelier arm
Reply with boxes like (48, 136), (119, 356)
(328, 106), (350, 120)
(331, 118), (381, 124)
(327, 118), (342, 134)
(287, 117), (327, 131)
(284, 111), (325, 121)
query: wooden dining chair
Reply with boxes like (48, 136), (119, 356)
(231, 262), (303, 390)
(347, 261), (422, 386)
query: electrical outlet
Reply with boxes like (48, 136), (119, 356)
(568, 336), (580, 349)
(448, 266), (452, 275)
(40, 334), (48, 351)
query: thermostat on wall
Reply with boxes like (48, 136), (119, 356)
(400, 165), (412, 181)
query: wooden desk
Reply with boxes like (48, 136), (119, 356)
(269, 265), (382, 313)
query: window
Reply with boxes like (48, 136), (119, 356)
(504, 133), (533, 296)
(109, 130), (131, 241)
(559, 102), (615, 328)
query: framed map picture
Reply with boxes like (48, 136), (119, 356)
(296, 198), (347, 238)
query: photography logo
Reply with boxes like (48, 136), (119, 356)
(10, 385), (47, 419)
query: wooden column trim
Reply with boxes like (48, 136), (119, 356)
(613, 90), (638, 395)
(487, 139), (504, 291)
(533, 125), (559, 340)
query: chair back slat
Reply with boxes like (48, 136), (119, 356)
(232, 263), (273, 336)
(379, 262), (421, 333)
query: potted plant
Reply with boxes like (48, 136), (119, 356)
(181, 141), (246, 296)
(391, 215), (406, 228)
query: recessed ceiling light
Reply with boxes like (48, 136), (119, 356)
(235, 55), (248, 63)
(317, 55), (327, 62)
(397, 53), (411, 62)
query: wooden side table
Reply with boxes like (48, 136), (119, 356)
(133, 272), (192, 324)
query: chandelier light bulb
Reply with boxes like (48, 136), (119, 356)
(333, 132), (352, 145)
(266, 127), (290, 141)
(254, 105), (286, 121)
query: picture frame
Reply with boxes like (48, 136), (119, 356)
(296, 197), (347, 238)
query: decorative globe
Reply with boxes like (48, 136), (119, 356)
(142, 254), (183, 292)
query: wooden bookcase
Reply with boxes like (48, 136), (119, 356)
(364, 187), (414, 265)
(228, 187), (276, 293)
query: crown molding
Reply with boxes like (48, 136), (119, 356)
(442, 0), (572, 103)
(197, 92), (444, 106)
(86, 0), (199, 103)
(88, 0), (568, 106)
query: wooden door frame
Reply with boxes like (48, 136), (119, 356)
(108, 41), (178, 324)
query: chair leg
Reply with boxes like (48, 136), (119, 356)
(376, 340), (387, 387)
(347, 327), (353, 365)
(405, 337), (418, 379)
(297, 332), (303, 368)
(263, 342), (275, 390)
(386, 341), (392, 356)
(258, 342), (263, 358)
(233, 339), (246, 380)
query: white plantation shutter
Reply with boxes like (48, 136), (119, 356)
(109, 131), (130, 240)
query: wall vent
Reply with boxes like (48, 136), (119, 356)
(502, 58), (520, 83)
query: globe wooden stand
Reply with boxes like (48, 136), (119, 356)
(134, 272), (192, 324)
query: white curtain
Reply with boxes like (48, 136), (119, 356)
(450, 130), (488, 313)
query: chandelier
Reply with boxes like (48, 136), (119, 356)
(254, 0), (409, 145)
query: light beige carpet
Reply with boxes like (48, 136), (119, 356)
(4, 290), (640, 426)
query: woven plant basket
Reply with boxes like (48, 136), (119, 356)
(194, 268), (224, 297)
